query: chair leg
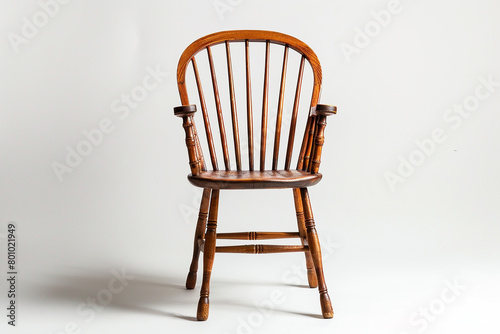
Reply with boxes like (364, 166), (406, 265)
(197, 189), (220, 321)
(186, 188), (211, 289)
(300, 188), (334, 319)
(293, 188), (318, 288)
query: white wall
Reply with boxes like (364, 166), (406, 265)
(1, 0), (499, 333)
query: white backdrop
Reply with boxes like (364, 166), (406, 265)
(1, 1), (499, 333)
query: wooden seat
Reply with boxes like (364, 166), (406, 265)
(188, 170), (322, 189)
(173, 30), (337, 321)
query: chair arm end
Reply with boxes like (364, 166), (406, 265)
(313, 104), (337, 116)
(174, 104), (197, 117)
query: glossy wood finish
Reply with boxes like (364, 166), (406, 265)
(225, 41), (242, 171)
(186, 188), (211, 289)
(192, 58), (218, 170)
(174, 30), (337, 321)
(174, 105), (202, 176)
(272, 45), (289, 171)
(245, 40), (254, 171)
(188, 170), (322, 189)
(207, 46), (230, 171)
(300, 187), (334, 318)
(216, 231), (299, 240)
(177, 30), (322, 108)
(215, 244), (308, 254)
(302, 116), (316, 172)
(197, 189), (219, 321)
(310, 104), (337, 174)
(260, 40), (270, 171)
(293, 188), (318, 288)
(285, 56), (305, 170)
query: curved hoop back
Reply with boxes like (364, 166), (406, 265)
(176, 30), (323, 172)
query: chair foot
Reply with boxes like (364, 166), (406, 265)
(307, 268), (318, 288)
(197, 297), (209, 321)
(186, 270), (197, 290)
(320, 291), (334, 318)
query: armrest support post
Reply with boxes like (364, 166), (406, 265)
(310, 104), (337, 174)
(174, 105), (203, 176)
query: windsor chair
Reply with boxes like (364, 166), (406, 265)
(173, 30), (337, 321)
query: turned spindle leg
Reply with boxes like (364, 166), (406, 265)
(293, 188), (318, 288)
(300, 188), (333, 319)
(186, 188), (211, 289)
(197, 189), (220, 321)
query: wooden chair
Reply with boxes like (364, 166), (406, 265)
(173, 30), (337, 321)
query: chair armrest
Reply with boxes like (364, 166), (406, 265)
(174, 104), (197, 117)
(312, 104), (337, 116)
(174, 104), (203, 176)
(310, 104), (337, 174)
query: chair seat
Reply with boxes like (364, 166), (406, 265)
(188, 170), (322, 189)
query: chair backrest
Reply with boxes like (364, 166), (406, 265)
(176, 30), (324, 173)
